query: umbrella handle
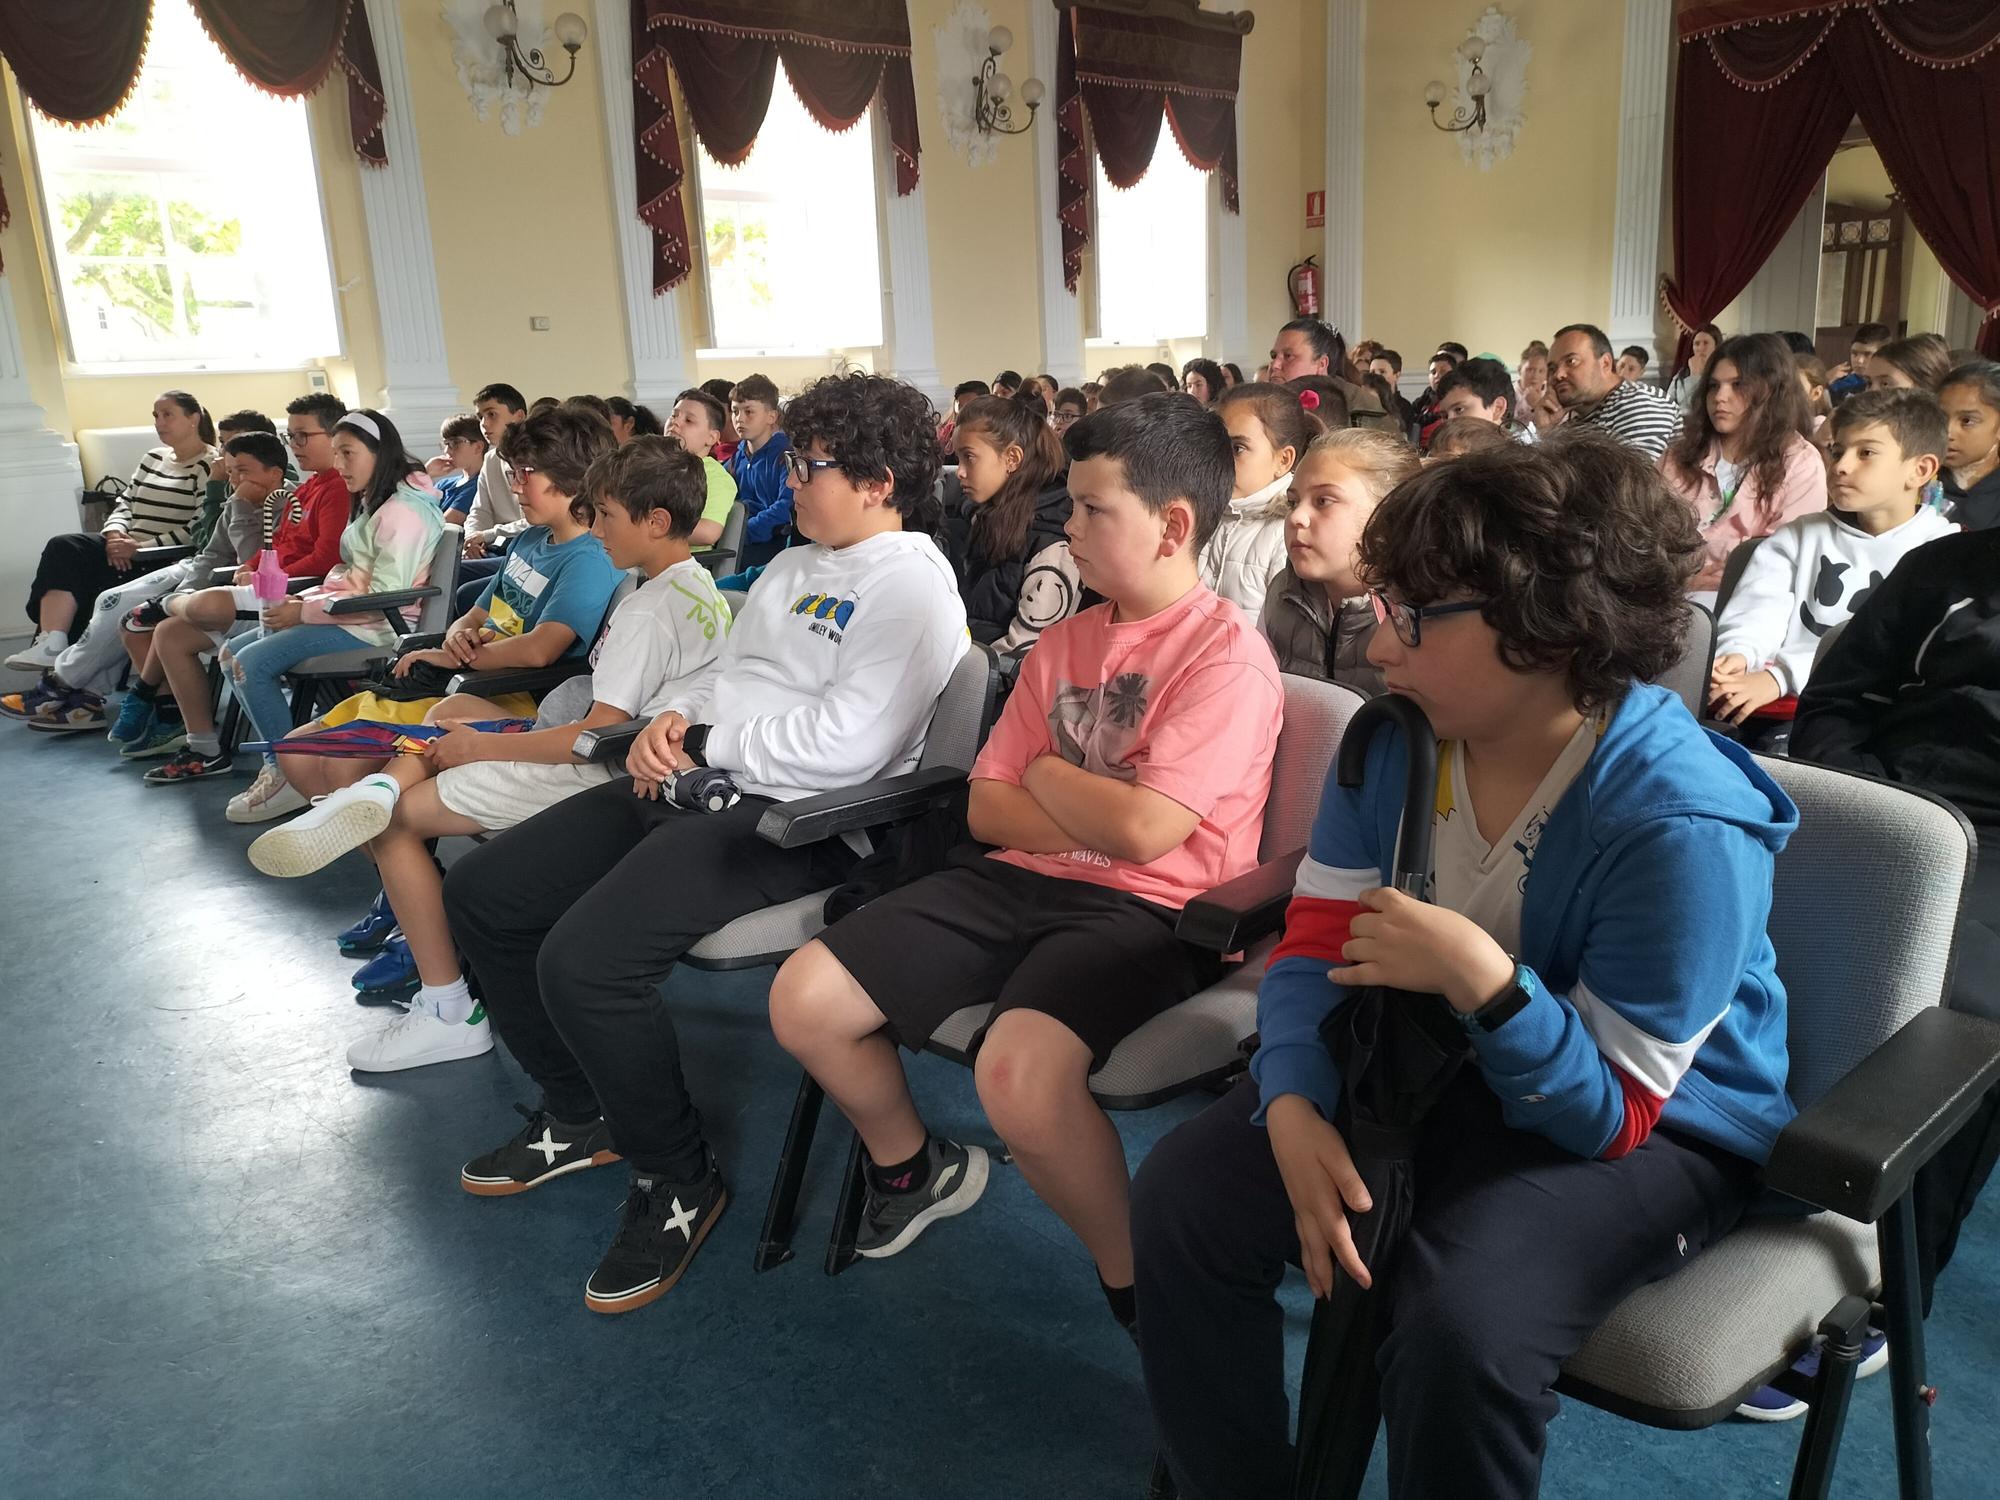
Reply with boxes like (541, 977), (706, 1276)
(1333, 695), (1440, 889)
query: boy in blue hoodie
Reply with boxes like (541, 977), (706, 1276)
(1132, 435), (1799, 1500)
(726, 373), (795, 568)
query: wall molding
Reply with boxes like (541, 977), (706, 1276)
(0, 272), (83, 643)
(1322, 0), (1365, 340)
(1608, 0), (1673, 357)
(879, 102), (944, 411)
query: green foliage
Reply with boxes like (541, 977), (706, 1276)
(56, 183), (242, 340)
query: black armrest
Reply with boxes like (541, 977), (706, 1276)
(324, 586), (440, 616)
(1175, 848), (1305, 953)
(395, 632), (447, 654)
(755, 766), (967, 849)
(130, 545), (194, 570)
(1767, 1007), (2000, 1223)
(573, 717), (647, 763)
(695, 549), (737, 575)
(447, 659), (590, 698)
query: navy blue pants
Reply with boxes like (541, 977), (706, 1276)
(1131, 1072), (1760, 1500)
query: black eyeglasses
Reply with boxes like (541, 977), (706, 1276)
(1369, 592), (1488, 648)
(285, 428), (323, 446)
(783, 452), (841, 486)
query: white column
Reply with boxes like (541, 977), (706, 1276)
(0, 273), (83, 645)
(354, 0), (463, 439)
(878, 103), (944, 410)
(1030, 1), (1084, 386)
(1208, 0), (1250, 369)
(1321, 0), (1365, 340)
(1734, 179), (1826, 338)
(593, 0), (690, 410)
(1608, 0), (1673, 357)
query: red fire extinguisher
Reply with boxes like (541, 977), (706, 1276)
(1289, 255), (1320, 318)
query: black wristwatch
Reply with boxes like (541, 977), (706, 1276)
(681, 722), (711, 767)
(1464, 963), (1532, 1033)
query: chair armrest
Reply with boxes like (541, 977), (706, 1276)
(572, 717), (648, 763)
(1175, 848), (1305, 953)
(130, 545), (194, 571)
(695, 549), (736, 575)
(447, 659), (590, 698)
(754, 766), (967, 849)
(1766, 1007), (2000, 1223)
(286, 574), (321, 594)
(323, 586), (441, 616)
(395, 632), (447, 654)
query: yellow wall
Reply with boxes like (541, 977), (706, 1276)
(1358, 0), (1625, 362)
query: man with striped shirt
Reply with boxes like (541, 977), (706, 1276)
(1545, 323), (1683, 461)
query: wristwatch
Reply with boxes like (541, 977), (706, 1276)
(681, 722), (711, 767)
(1464, 962), (1532, 1033)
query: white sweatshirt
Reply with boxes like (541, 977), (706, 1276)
(1198, 472), (1293, 619)
(665, 529), (969, 801)
(1714, 505), (1958, 695)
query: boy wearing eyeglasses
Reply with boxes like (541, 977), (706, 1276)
(726, 372), (796, 568)
(769, 391), (1283, 1337)
(1133, 435), (1799, 1500)
(437, 373), (968, 1315)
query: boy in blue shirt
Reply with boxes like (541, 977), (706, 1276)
(432, 413), (486, 523)
(1133, 435), (1798, 1500)
(726, 373), (794, 567)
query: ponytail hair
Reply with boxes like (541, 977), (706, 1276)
(161, 389), (216, 446)
(1215, 381), (1318, 472)
(606, 395), (664, 436)
(953, 395), (1066, 563)
(334, 408), (422, 518)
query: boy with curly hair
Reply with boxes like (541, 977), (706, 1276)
(441, 373), (967, 1313)
(1133, 434), (1799, 1499)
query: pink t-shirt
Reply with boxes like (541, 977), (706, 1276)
(972, 584), (1284, 909)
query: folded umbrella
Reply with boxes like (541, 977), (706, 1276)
(242, 717), (532, 759)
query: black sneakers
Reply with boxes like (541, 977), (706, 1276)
(460, 1103), (621, 1196)
(855, 1137), (990, 1260)
(584, 1158), (729, 1314)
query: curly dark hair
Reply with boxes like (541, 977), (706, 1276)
(1359, 433), (1700, 711)
(1664, 332), (1812, 506)
(499, 402), (619, 521)
(782, 373), (943, 535)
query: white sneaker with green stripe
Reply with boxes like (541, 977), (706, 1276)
(347, 1000), (493, 1073)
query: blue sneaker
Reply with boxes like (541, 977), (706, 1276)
(119, 715), (188, 760)
(353, 932), (418, 998)
(337, 890), (399, 956)
(107, 693), (158, 745)
(1736, 1329), (1889, 1421)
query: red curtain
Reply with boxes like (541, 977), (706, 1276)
(634, 0), (921, 294)
(1667, 0), (2000, 362)
(0, 0), (388, 270)
(1056, 4), (1245, 293)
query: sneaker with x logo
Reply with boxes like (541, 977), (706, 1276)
(460, 1103), (620, 1196)
(584, 1156), (729, 1314)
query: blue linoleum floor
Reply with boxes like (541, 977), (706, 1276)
(2, 705), (1995, 1498)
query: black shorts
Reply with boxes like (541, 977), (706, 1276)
(816, 850), (1225, 1069)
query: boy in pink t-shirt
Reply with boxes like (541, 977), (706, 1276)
(770, 392), (1283, 1329)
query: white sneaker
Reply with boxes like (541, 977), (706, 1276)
(348, 1001), (494, 1073)
(247, 778), (397, 877)
(225, 765), (310, 824)
(4, 635), (65, 672)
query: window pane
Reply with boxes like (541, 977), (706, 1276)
(695, 64), (883, 353)
(1094, 147), (1208, 344)
(26, 0), (341, 369)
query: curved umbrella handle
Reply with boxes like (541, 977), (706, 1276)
(1333, 694), (1440, 897)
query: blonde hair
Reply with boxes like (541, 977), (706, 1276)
(1301, 425), (1422, 499)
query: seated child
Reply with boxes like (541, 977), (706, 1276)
(726, 374), (795, 567)
(664, 387), (739, 548)
(769, 391), (1283, 1330)
(437, 372), (967, 1314)
(1940, 360), (2000, 530)
(458, 383), (532, 608)
(1710, 389), (1956, 746)
(942, 394), (1083, 663)
(217, 411), (448, 824)
(1133, 435), (1797, 1500)
(1260, 426), (1421, 694)
(1200, 382), (1319, 618)
(434, 414), (486, 523)
(255, 403), (622, 818)
(248, 439), (730, 1074)
(1432, 356), (1535, 443)
(1424, 414), (1511, 461)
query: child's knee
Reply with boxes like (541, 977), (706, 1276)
(767, 941), (852, 1054)
(973, 1012), (1091, 1146)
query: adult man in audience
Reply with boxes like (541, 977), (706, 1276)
(460, 382), (531, 609)
(1540, 322), (1681, 460)
(1264, 317), (1394, 431)
(1433, 357), (1533, 443)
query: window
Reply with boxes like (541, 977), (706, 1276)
(693, 64), (884, 354)
(1092, 146), (1209, 345)
(25, 0), (341, 372)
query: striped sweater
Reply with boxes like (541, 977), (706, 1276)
(102, 445), (221, 544)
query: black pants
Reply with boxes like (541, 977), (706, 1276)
(1131, 1074), (1760, 1500)
(26, 532), (128, 625)
(442, 778), (856, 1179)
(455, 554), (505, 615)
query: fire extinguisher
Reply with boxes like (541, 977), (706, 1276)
(1289, 255), (1320, 318)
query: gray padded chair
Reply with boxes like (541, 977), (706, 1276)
(1713, 534), (1763, 619)
(697, 502), (746, 576)
(1650, 601), (1716, 719)
(282, 524), (463, 723)
(776, 672), (1369, 1275)
(1541, 758), (1992, 1499)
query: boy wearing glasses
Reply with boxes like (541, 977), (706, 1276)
(726, 373), (795, 567)
(769, 392), (1283, 1335)
(439, 373), (967, 1314)
(1133, 435), (1798, 1500)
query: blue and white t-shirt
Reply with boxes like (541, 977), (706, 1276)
(475, 525), (623, 658)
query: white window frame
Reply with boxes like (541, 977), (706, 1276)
(1083, 141), (1214, 352)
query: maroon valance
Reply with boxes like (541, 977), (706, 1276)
(1056, 4), (1247, 293)
(0, 0), (387, 271)
(633, 0), (921, 295)
(1666, 0), (2000, 362)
